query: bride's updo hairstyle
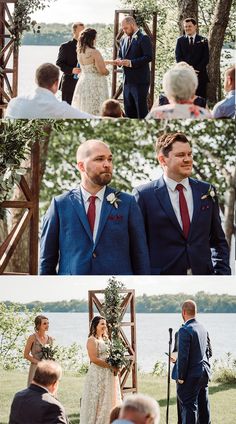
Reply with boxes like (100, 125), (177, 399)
(88, 315), (106, 337)
(34, 315), (48, 331)
(78, 28), (97, 54)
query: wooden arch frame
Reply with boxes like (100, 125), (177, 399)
(0, 141), (40, 275)
(111, 9), (157, 108)
(0, 0), (18, 117)
(88, 289), (137, 396)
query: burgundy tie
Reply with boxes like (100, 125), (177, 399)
(176, 184), (190, 239)
(87, 196), (97, 234)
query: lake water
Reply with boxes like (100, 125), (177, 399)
(44, 312), (236, 372)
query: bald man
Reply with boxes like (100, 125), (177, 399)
(40, 140), (150, 275)
(176, 300), (211, 424)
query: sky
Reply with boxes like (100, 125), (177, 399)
(0, 276), (235, 303)
(31, 0), (122, 24)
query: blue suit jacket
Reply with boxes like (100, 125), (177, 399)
(134, 176), (231, 275)
(40, 186), (150, 275)
(175, 34), (209, 81)
(177, 319), (211, 381)
(118, 30), (153, 85)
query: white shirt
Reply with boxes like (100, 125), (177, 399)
(163, 176), (193, 229)
(80, 185), (106, 242)
(187, 33), (196, 44)
(5, 87), (96, 119)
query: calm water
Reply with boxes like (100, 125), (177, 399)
(44, 312), (236, 372)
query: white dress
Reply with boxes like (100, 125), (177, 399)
(80, 337), (121, 424)
(72, 62), (109, 116)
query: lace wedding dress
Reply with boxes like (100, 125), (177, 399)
(80, 338), (121, 424)
(72, 62), (109, 116)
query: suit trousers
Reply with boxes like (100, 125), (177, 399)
(123, 83), (149, 118)
(196, 75), (208, 99)
(177, 370), (210, 424)
(61, 76), (77, 104)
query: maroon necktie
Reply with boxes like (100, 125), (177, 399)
(176, 184), (190, 239)
(87, 196), (97, 234)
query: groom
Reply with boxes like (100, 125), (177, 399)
(40, 140), (150, 275)
(117, 16), (153, 118)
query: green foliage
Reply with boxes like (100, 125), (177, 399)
(212, 353), (236, 384)
(103, 277), (125, 338)
(152, 360), (167, 377)
(54, 343), (89, 374)
(121, 0), (158, 26)
(0, 302), (41, 370)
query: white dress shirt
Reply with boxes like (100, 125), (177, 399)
(163, 176), (193, 228)
(80, 185), (106, 242)
(5, 87), (96, 119)
(187, 33), (196, 44)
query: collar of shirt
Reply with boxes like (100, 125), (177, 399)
(35, 86), (55, 98)
(163, 175), (190, 192)
(80, 185), (106, 205)
(131, 29), (139, 39)
(184, 318), (196, 325)
(226, 89), (236, 98)
(186, 33), (196, 42)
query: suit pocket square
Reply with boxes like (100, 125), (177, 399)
(201, 205), (210, 211)
(108, 215), (123, 221)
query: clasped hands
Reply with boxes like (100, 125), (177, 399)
(105, 59), (131, 67)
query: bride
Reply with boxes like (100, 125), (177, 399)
(72, 28), (109, 115)
(80, 316), (121, 424)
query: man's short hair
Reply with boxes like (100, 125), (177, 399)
(162, 65), (198, 102)
(76, 139), (110, 162)
(182, 300), (197, 316)
(72, 22), (84, 32)
(155, 133), (191, 157)
(122, 16), (136, 25)
(35, 63), (59, 89)
(121, 393), (160, 424)
(184, 17), (197, 26)
(33, 360), (62, 387)
(226, 65), (235, 82)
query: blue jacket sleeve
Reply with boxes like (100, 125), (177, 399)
(177, 326), (191, 381)
(40, 198), (60, 275)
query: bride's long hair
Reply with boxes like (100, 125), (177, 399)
(88, 315), (107, 338)
(78, 28), (97, 54)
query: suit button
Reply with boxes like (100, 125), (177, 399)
(92, 252), (97, 258)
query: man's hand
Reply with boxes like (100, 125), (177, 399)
(119, 59), (132, 67)
(177, 379), (184, 384)
(72, 68), (81, 75)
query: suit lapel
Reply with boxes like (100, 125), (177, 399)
(69, 188), (93, 242)
(94, 186), (114, 248)
(188, 178), (201, 239)
(154, 176), (183, 236)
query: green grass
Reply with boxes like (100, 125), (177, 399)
(1, 369), (236, 424)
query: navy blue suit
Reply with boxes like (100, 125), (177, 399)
(118, 30), (153, 118)
(134, 176), (231, 275)
(40, 186), (150, 275)
(175, 34), (209, 98)
(177, 319), (211, 424)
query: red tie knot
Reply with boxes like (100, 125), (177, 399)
(88, 196), (97, 204)
(176, 184), (184, 192)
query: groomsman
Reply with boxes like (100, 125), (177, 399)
(133, 132), (231, 275)
(56, 22), (84, 104)
(117, 16), (153, 118)
(176, 300), (211, 424)
(40, 140), (150, 275)
(175, 17), (209, 99)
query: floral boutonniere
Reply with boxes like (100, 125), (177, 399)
(133, 34), (138, 41)
(106, 191), (121, 209)
(201, 185), (216, 202)
(196, 38), (208, 44)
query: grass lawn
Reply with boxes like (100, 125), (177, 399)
(1, 369), (235, 424)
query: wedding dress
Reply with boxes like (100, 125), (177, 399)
(80, 338), (121, 424)
(72, 56), (109, 116)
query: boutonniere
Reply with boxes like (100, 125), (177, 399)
(201, 185), (216, 202)
(106, 192), (121, 209)
(133, 34), (138, 41)
(196, 38), (208, 44)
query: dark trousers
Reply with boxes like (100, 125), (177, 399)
(196, 75), (208, 99)
(61, 76), (77, 105)
(123, 83), (149, 118)
(177, 371), (210, 424)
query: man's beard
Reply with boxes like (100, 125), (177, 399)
(91, 172), (112, 186)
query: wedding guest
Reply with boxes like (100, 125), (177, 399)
(80, 316), (121, 424)
(175, 17), (209, 99)
(24, 315), (53, 386)
(116, 16), (153, 119)
(176, 300), (211, 424)
(212, 65), (235, 118)
(72, 28), (109, 115)
(5, 63), (95, 119)
(134, 132), (231, 275)
(56, 22), (84, 104)
(101, 99), (124, 117)
(9, 360), (68, 424)
(40, 139), (150, 275)
(147, 63), (211, 119)
(112, 393), (160, 424)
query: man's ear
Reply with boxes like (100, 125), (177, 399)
(77, 161), (84, 172)
(157, 153), (166, 167)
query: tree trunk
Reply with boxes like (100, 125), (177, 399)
(207, 0), (233, 103)
(224, 167), (236, 252)
(177, 0), (198, 33)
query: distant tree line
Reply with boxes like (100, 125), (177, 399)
(3, 292), (236, 313)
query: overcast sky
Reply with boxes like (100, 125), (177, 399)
(0, 276), (235, 303)
(31, 0), (121, 24)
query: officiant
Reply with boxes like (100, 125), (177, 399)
(56, 22), (84, 104)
